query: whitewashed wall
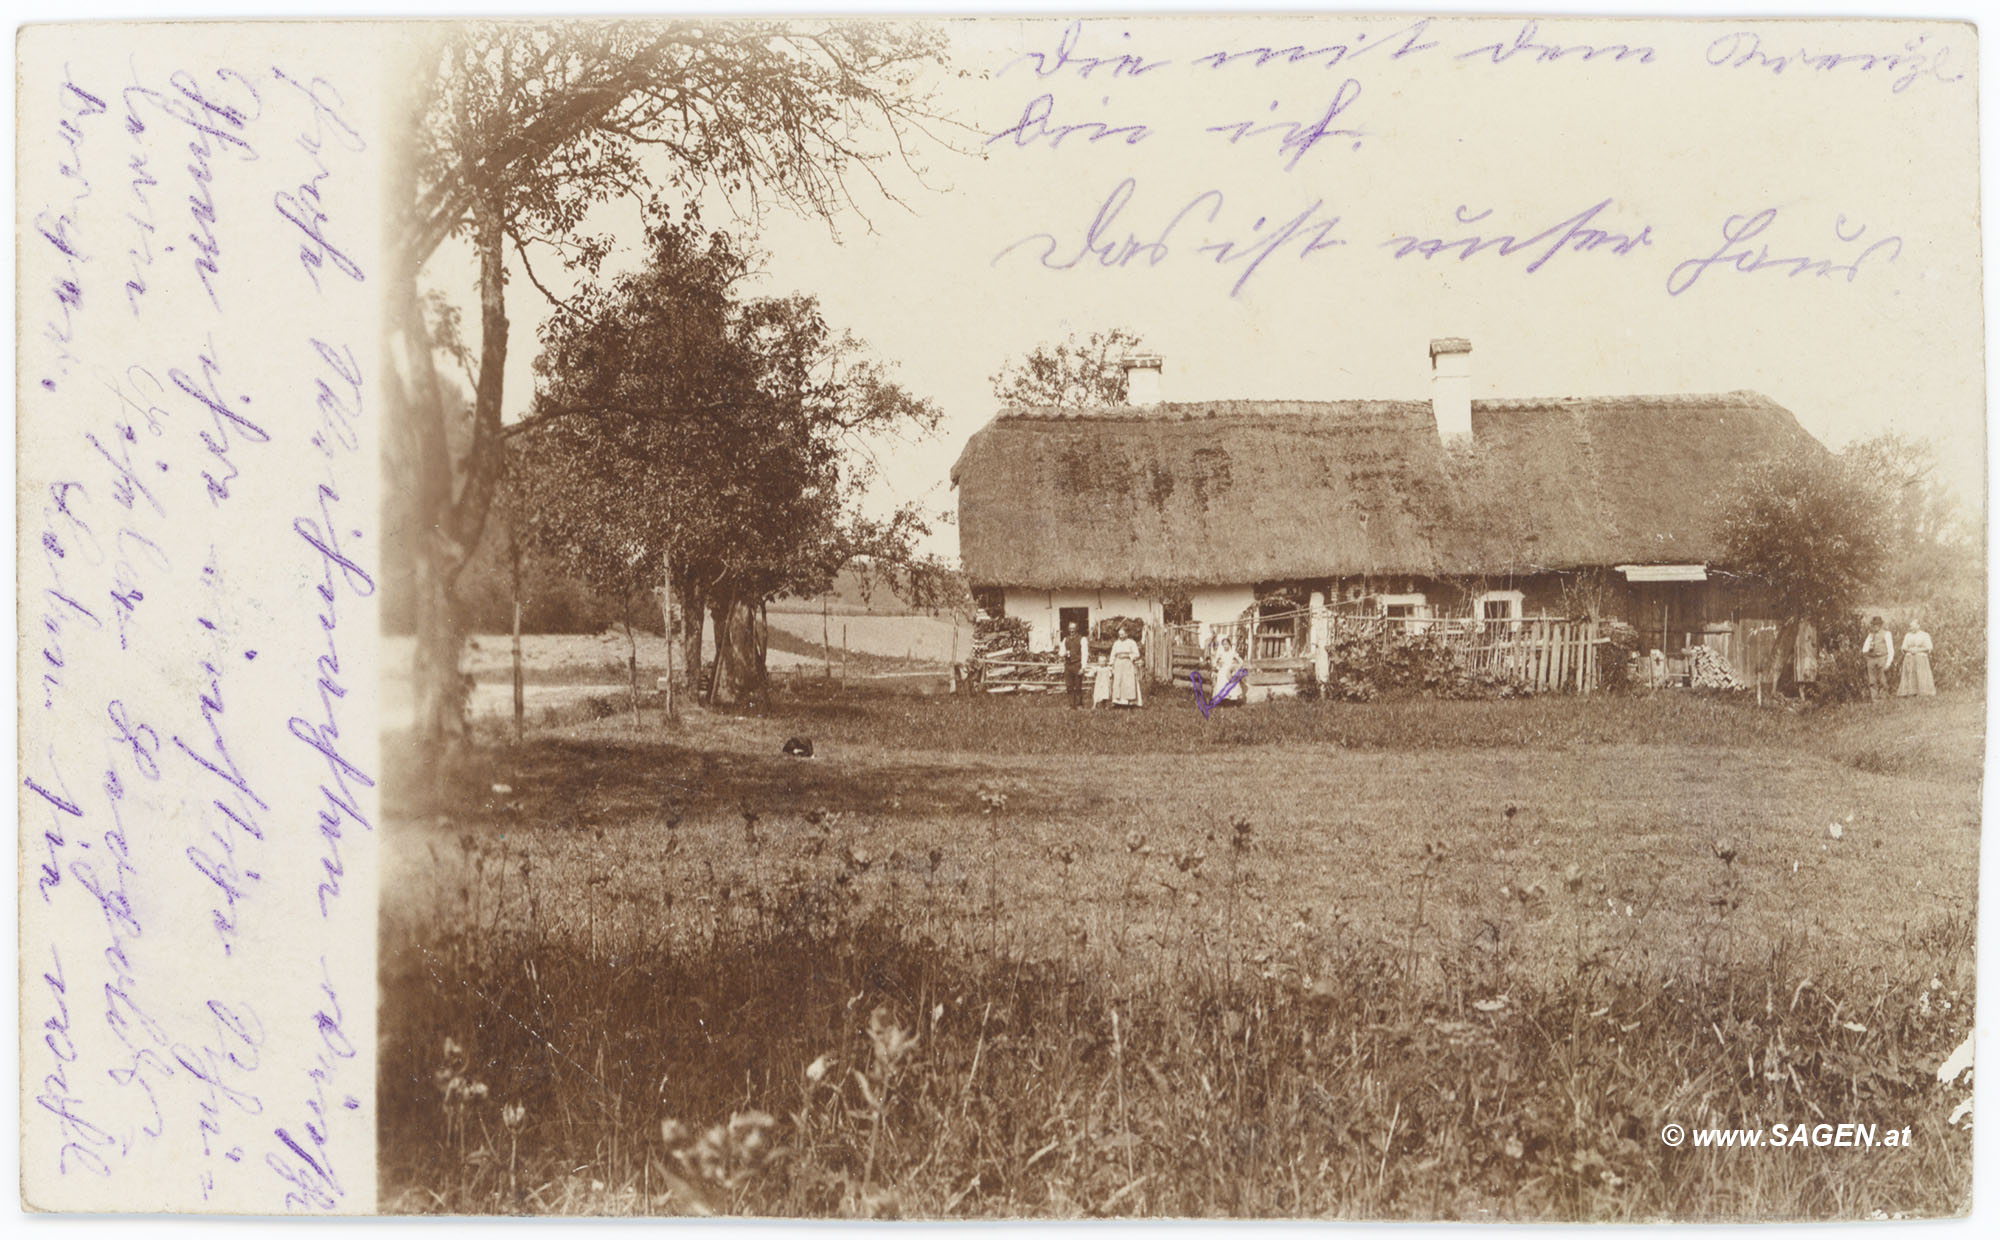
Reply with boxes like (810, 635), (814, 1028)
(1003, 587), (1166, 651)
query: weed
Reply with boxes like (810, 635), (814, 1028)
(380, 693), (1978, 1218)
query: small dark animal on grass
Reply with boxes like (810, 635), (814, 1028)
(783, 737), (815, 758)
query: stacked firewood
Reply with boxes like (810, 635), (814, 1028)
(970, 616), (1061, 692)
(1686, 644), (1747, 691)
(973, 616), (1030, 660)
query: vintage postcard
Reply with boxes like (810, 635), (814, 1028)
(16, 10), (1984, 1220)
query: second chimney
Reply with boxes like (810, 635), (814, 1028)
(1121, 354), (1164, 406)
(1429, 338), (1472, 441)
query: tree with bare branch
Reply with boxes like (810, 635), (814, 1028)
(386, 19), (946, 766)
(989, 327), (1145, 408)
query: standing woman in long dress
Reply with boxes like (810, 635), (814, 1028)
(1898, 620), (1937, 697)
(1110, 626), (1144, 707)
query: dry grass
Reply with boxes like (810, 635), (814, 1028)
(378, 690), (1979, 1218)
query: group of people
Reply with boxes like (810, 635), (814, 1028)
(1860, 616), (1937, 702)
(1060, 622), (1147, 709)
(1059, 621), (1253, 710)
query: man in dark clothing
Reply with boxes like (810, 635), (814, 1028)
(1061, 622), (1090, 707)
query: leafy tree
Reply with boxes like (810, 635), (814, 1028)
(1841, 433), (1980, 603)
(990, 327), (1145, 407)
(386, 20), (944, 762)
(690, 292), (941, 703)
(1719, 448), (1890, 685)
(511, 222), (748, 717)
(518, 223), (941, 709)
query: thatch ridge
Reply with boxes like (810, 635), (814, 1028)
(988, 399), (1433, 425)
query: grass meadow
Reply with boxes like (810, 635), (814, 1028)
(378, 686), (1979, 1219)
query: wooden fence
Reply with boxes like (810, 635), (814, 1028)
(1167, 610), (1607, 694)
(1451, 617), (1602, 693)
(976, 609), (1612, 697)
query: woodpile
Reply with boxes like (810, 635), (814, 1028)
(1686, 644), (1746, 691)
(970, 616), (1062, 693)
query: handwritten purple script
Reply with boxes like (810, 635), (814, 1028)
(994, 177), (1348, 297)
(1666, 208), (1901, 297)
(1191, 668), (1251, 718)
(19, 37), (374, 1214)
(984, 18), (1935, 304)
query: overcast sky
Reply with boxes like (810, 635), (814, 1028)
(487, 13), (1985, 561)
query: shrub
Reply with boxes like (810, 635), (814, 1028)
(1598, 621), (1641, 694)
(1319, 630), (1530, 701)
(1811, 598), (1983, 703)
(1920, 593), (1985, 692)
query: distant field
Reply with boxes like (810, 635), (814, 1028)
(380, 688), (1979, 1219)
(380, 617), (971, 728)
(765, 610), (971, 665)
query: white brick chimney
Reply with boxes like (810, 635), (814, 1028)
(1121, 354), (1164, 406)
(1429, 337), (1472, 441)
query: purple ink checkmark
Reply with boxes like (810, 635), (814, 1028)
(1191, 668), (1249, 718)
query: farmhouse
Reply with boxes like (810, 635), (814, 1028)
(950, 341), (1823, 683)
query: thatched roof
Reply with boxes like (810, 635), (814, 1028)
(1451, 393), (1824, 571)
(951, 392), (1821, 590)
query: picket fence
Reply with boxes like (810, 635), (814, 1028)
(1169, 609), (1607, 694)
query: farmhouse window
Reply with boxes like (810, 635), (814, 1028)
(1057, 605), (1090, 638)
(1477, 590), (1525, 627)
(1377, 593), (1430, 633)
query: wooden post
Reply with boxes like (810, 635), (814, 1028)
(661, 545), (677, 723)
(625, 613), (640, 728)
(842, 623), (849, 681)
(510, 532), (524, 741)
(823, 595), (832, 678)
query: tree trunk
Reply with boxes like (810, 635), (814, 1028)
(392, 194), (512, 774)
(389, 249), (471, 766)
(669, 564), (705, 710)
(708, 587), (768, 707)
(659, 552), (677, 723)
(623, 609), (640, 727)
(410, 538), (470, 760)
(510, 531), (524, 741)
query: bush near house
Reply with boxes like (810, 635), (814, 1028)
(1812, 598), (1985, 706)
(1921, 593), (1986, 692)
(1313, 631), (1534, 702)
(1596, 621), (1642, 694)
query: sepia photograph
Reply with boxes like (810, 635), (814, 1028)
(12, 4), (1984, 1223)
(367, 13), (1983, 1219)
